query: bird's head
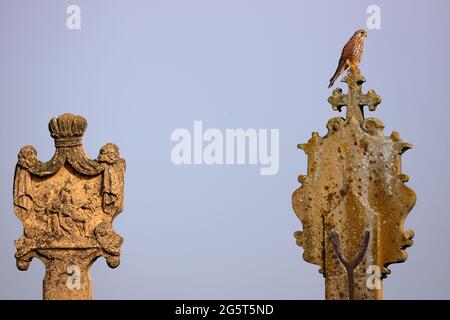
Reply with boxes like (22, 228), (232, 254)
(354, 29), (367, 38)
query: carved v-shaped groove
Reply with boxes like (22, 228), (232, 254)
(331, 229), (370, 300)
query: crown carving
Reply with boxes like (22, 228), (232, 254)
(48, 113), (87, 147)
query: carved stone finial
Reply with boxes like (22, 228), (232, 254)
(48, 113), (87, 147)
(292, 68), (416, 299)
(13, 113), (126, 300)
(327, 68), (381, 123)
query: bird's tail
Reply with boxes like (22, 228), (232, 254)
(328, 79), (336, 89)
(328, 63), (347, 88)
(328, 69), (340, 88)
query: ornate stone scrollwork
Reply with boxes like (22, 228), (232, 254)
(361, 117), (384, 136)
(326, 117), (345, 136)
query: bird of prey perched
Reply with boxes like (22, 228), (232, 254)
(328, 29), (367, 88)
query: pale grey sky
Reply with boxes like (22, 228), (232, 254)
(0, 0), (449, 299)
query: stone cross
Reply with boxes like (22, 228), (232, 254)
(13, 113), (126, 300)
(292, 68), (416, 299)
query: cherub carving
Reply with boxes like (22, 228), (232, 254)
(98, 143), (125, 216)
(13, 146), (38, 221)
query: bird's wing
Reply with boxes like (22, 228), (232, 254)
(328, 34), (357, 88)
(340, 35), (356, 64)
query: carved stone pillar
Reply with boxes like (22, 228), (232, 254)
(292, 68), (416, 299)
(13, 113), (126, 300)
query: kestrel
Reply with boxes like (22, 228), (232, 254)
(328, 29), (367, 88)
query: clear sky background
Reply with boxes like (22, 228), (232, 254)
(0, 0), (449, 299)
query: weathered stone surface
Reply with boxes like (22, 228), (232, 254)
(292, 68), (416, 299)
(13, 113), (125, 300)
